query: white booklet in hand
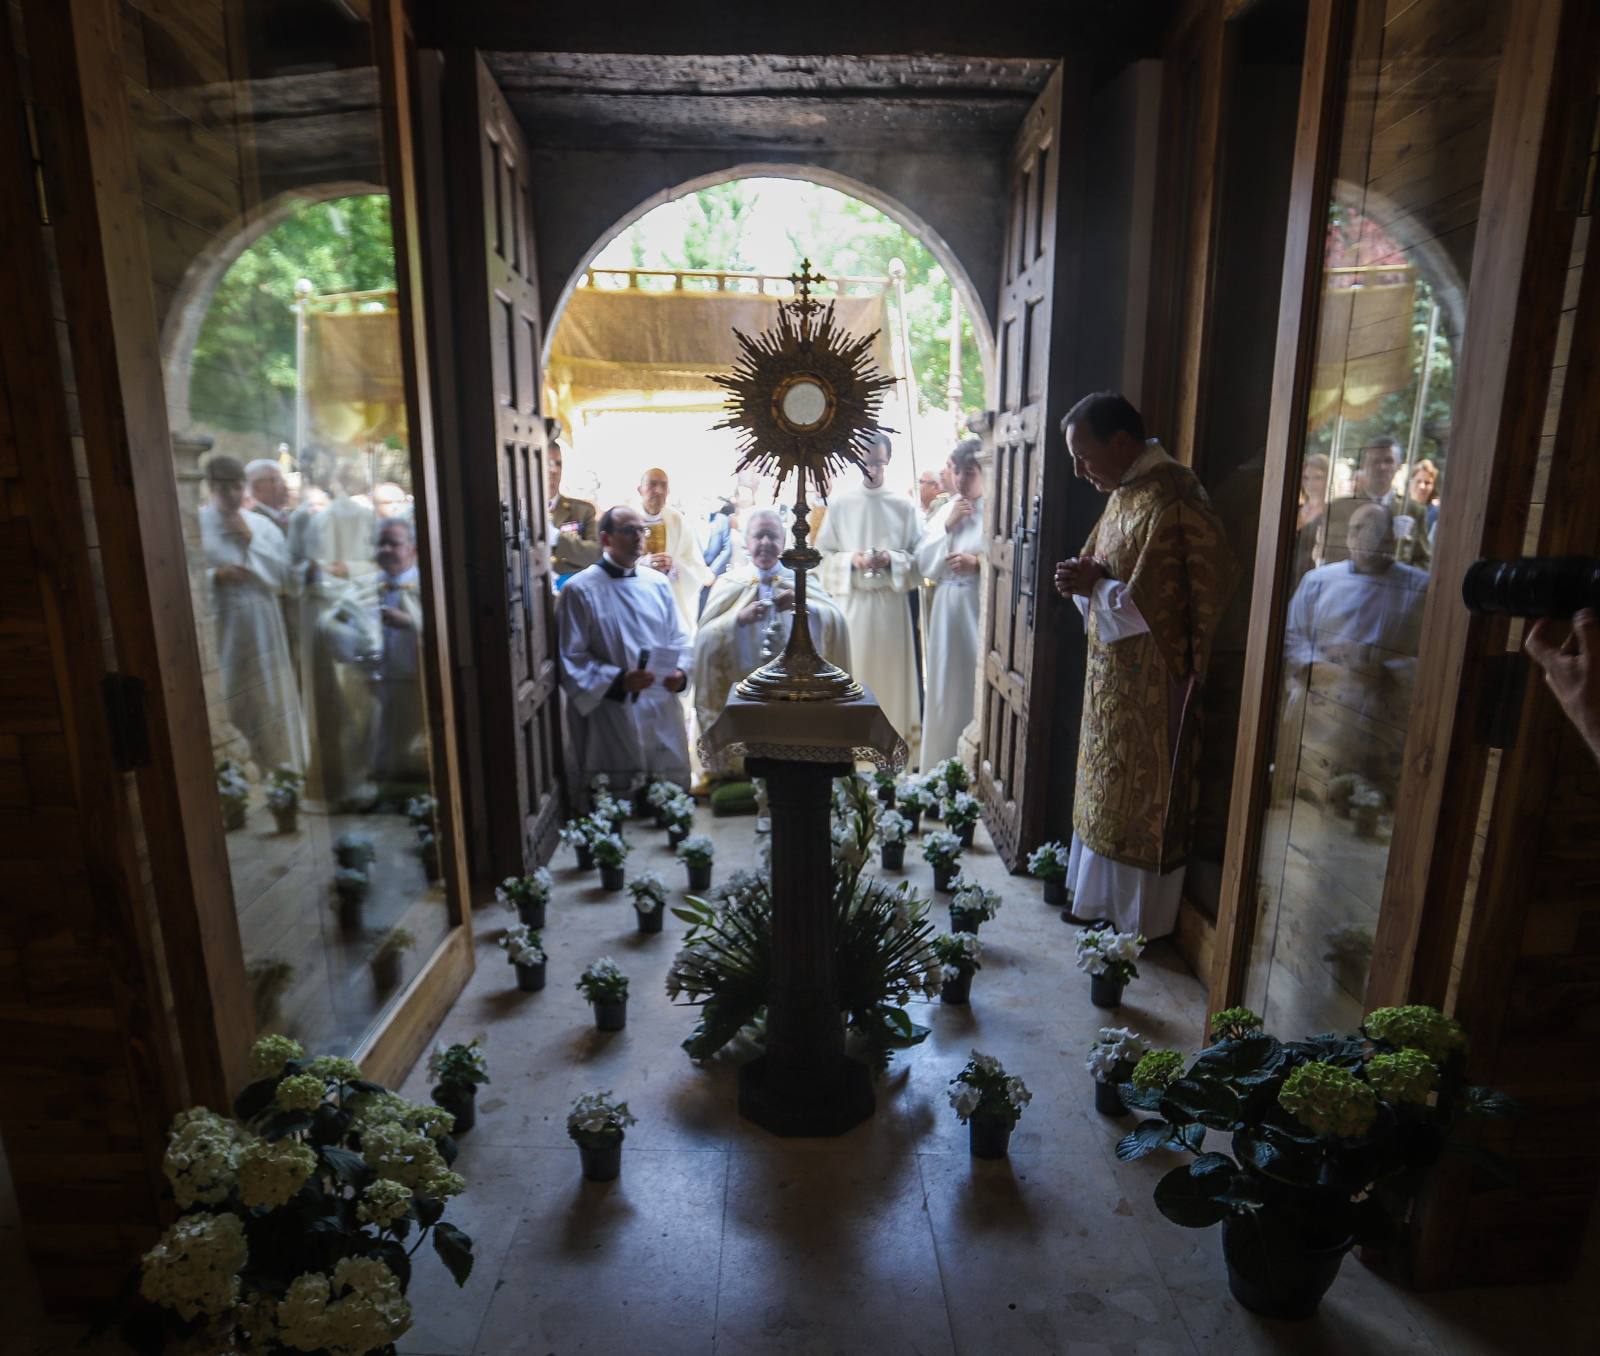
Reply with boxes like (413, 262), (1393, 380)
(644, 646), (681, 679)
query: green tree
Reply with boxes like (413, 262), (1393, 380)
(188, 194), (397, 443)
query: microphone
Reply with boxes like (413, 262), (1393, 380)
(630, 647), (649, 703)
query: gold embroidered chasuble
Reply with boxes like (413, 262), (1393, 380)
(1073, 453), (1234, 873)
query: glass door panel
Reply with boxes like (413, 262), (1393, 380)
(1245, 0), (1508, 1035)
(121, 0), (451, 1053)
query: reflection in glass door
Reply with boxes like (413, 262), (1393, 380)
(1245, 0), (1508, 1037)
(123, 1), (451, 1054)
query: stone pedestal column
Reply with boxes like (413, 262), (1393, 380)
(738, 756), (874, 1136)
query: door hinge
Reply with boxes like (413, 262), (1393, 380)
(103, 672), (152, 770)
(21, 96), (49, 225)
(1475, 652), (1528, 751)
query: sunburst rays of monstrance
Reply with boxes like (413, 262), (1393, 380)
(711, 260), (896, 703)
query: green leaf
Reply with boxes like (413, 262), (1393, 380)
(1187, 1036), (1287, 1088)
(320, 1146), (370, 1188)
(374, 1238), (411, 1290)
(1153, 1154), (1237, 1228)
(1286, 1033), (1367, 1069)
(433, 1222), (475, 1287)
(389, 1215), (411, 1242)
(310, 1102), (350, 1146)
(1232, 1130), (1317, 1187)
(1173, 1122), (1207, 1153)
(1118, 1081), (1166, 1113)
(1460, 1086), (1518, 1119)
(264, 1111), (314, 1141)
(883, 1006), (914, 1039)
(1116, 1119), (1180, 1162)
(1160, 1078), (1243, 1131)
(233, 1076), (281, 1122)
(414, 1196), (445, 1227)
(438, 1135), (459, 1167)
(348, 1079), (386, 1095)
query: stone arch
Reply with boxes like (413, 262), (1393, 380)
(542, 163), (999, 407)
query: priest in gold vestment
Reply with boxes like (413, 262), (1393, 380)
(1054, 393), (1234, 938)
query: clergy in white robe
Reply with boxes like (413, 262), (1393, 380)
(692, 509), (852, 775)
(1285, 505), (1427, 669)
(636, 467), (712, 632)
(1054, 394), (1234, 940)
(198, 457), (308, 775)
(815, 433), (924, 758)
(560, 505), (694, 793)
(917, 440), (985, 769)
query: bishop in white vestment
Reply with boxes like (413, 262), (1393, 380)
(815, 434), (924, 758)
(560, 505), (694, 791)
(917, 441), (985, 769)
(636, 467), (712, 632)
(198, 457), (307, 774)
(692, 509), (851, 774)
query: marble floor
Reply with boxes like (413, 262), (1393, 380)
(7, 804), (1597, 1354)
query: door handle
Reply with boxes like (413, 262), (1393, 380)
(1020, 494), (1041, 626)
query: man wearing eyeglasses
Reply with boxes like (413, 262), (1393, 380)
(558, 504), (693, 797)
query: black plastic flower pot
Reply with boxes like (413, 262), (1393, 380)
(655, 808), (671, 828)
(1089, 973), (1125, 1009)
(599, 863), (626, 891)
(371, 953), (402, 992)
(432, 1082), (476, 1135)
(593, 997), (628, 1032)
(421, 851), (441, 883)
(686, 862), (713, 892)
(515, 961), (546, 993)
(579, 1138), (623, 1182)
(223, 803), (247, 832)
(1221, 1214), (1352, 1321)
(949, 908), (981, 935)
(1094, 1079), (1127, 1116)
(575, 842), (595, 871)
(933, 862), (958, 893)
(940, 967), (974, 1005)
(969, 1114), (1012, 1159)
(956, 822), (976, 849)
(881, 841), (906, 871)
(633, 788), (654, 819)
(272, 808), (298, 835)
(905, 807), (922, 834)
(517, 898), (547, 931)
(926, 801), (943, 822)
(1042, 877), (1068, 907)
(636, 904), (664, 934)
(667, 824), (689, 849)
(877, 785), (895, 808)
(336, 891), (365, 931)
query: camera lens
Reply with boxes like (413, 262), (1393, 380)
(1462, 557), (1600, 618)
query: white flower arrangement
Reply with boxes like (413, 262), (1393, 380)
(948, 1049), (1032, 1125)
(1349, 785), (1386, 811)
(1074, 926), (1147, 983)
(591, 788), (626, 825)
(628, 869), (669, 911)
(557, 817), (597, 850)
(942, 790), (981, 830)
(216, 763), (251, 809)
(677, 833), (715, 868)
(1027, 839), (1070, 881)
(951, 879), (1002, 922)
(876, 809), (912, 844)
(405, 793), (437, 824)
(576, 956), (629, 1002)
(935, 756), (972, 797)
(426, 1038), (489, 1090)
(334, 832), (378, 868)
(1085, 1026), (1147, 1082)
(646, 778), (680, 810)
(895, 776), (930, 811)
(566, 1090), (638, 1145)
(921, 828), (964, 867)
(934, 932), (983, 983)
(498, 924), (546, 967)
(589, 830), (629, 867)
(495, 868), (553, 909)
(664, 792), (696, 829)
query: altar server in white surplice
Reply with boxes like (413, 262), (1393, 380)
(816, 432), (924, 758)
(692, 509), (852, 774)
(635, 467), (712, 633)
(198, 456), (308, 774)
(917, 440), (986, 769)
(560, 505), (694, 793)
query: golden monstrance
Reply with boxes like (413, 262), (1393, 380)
(712, 261), (896, 703)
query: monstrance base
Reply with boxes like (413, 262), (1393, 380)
(735, 656), (863, 704)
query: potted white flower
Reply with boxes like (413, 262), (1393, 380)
(1075, 924), (1146, 1009)
(332, 866), (370, 930)
(368, 926), (414, 993)
(405, 792), (437, 828)
(628, 870), (670, 933)
(1027, 839), (1071, 907)
(576, 957), (629, 1031)
(921, 829), (964, 892)
(496, 868), (553, 930)
(428, 1037), (489, 1133)
(1350, 784), (1386, 839)
(333, 832), (377, 871)
(264, 765), (303, 834)
(416, 826), (442, 883)
(943, 790), (982, 848)
(567, 1090), (637, 1182)
(558, 816), (598, 870)
(895, 776), (928, 833)
(876, 809), (912, 870)
(933, 933), (983, 1005)
(873, 767), (897, 807)
(645, 777), (680, 826)
(1085, 1025), (1146, 1115)
(949, 877), (1001, 934)
(216, 759), (250, 832)
(591, 787), (628, 835)
(499, 924), (547, 991)
(677, 834), (715, 892)
(948, 1049), (1031, 1159)
(664, 792), (696, 847)
(590, 830), (630, 891)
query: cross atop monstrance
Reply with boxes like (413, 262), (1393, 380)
(710, 258), (896, 704)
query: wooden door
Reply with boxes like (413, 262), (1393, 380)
(443, 54), (563, 879)
(978, 65), (1079, 868)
